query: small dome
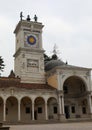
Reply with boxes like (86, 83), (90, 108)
(45, 60), (65, 71)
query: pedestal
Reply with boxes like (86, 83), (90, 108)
(58, 114), (66, 122)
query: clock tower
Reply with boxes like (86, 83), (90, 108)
(14, 15), (45, 84)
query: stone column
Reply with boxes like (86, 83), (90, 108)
(61, 96), (65, 114)
(88, 95), (92, 117)
(58, 95), (65, 121)
(45, 101), (48, 120)
(18, 100), (21, 121)
(76, 101), (79, 116)
(58, 96), (62, 115)
(3, 100), (6, 121)
(57, 72), (61, 90)
(32, 100), (34, 120)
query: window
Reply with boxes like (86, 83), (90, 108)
(82, 107), (86, 114)
(26, 107), (30, 114)
(71, 106), (75, 113)
(53, 106), (57, 114)
(38, 107), (42, 113)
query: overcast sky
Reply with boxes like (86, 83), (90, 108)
(0, 0), (92, 76)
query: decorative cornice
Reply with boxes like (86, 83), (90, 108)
(46, 65), (91, 73)
(13, 47), (45, 57)
(14, 20), (44, 34)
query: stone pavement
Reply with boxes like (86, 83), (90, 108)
(4, 122), (92, 130)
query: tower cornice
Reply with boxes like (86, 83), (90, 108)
(13, 47), (45, 57)
(14, 20), (44, 34)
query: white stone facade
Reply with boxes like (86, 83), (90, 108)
(0, 18), (92, 123)
(46, 65), (92, 119)
(0, 86), (58, 122)
(14, 20), (45, 84)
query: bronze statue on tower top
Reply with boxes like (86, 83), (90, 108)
(34, 15), (38, 22)
(20, 12), (24, 21)
(20, 12), (38, 22)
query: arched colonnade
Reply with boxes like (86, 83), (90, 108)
(0, 95), (59, 122)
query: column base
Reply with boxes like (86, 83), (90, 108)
(89, 113), (92, 119)
(58, 114), (66, 122)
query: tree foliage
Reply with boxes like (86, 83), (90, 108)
(44, 53), (58, 64)
(51, 54), (58, 60)
(0, 56), (5, 74)
(44, 53), (51, 64)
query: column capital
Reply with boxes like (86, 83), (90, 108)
(32, 98), (35, 104)
(32, 101), (34, 105)
(61, 95), (64, 98)
(45, 99), (48, 104)
(57, 90), (63, 95)
(18, 99), (21, 103)
(3, 99), (6, 104)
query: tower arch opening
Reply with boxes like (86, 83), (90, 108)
(63, 76), (89, 119)
(63, 76), (87, 96)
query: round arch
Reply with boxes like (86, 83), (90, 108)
(21, 96), (32, 121)
(47, 97), (57, 102)
(63, 76), (89, 119)
(63, 75), (88, 91)
(63, 76), (87, 95)
(21, 96), (32, 103)
(34, 96), (45, 103)
(6, 96), (18, 121)
(34, 97), (45, 120)
(47, 97), (58, 120)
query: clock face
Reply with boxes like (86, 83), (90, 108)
(27, 35), (36, 45)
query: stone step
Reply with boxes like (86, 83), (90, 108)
(3, 118), (92, 125)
